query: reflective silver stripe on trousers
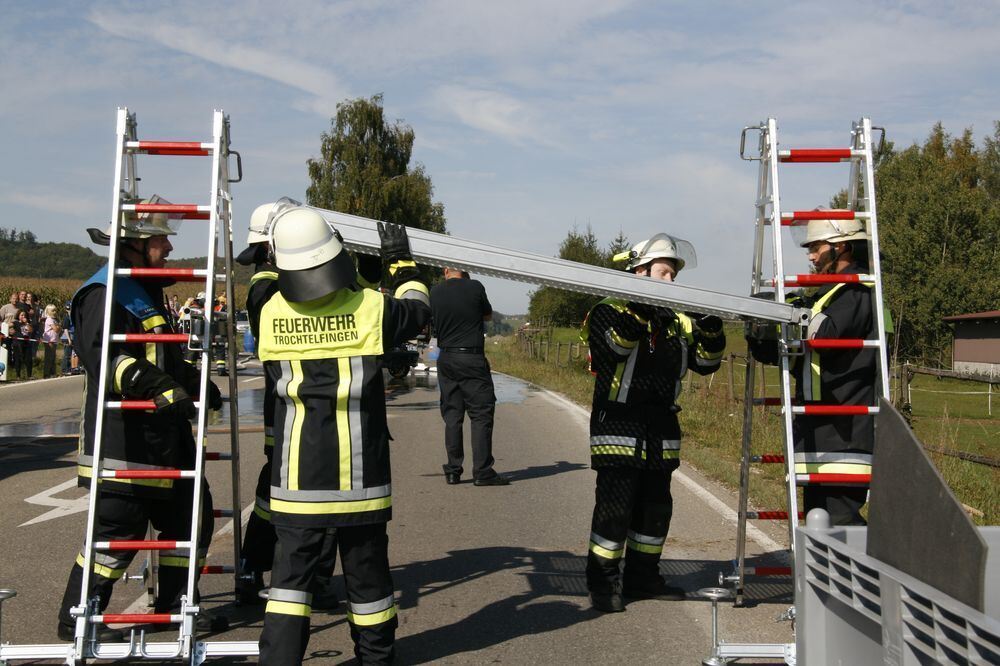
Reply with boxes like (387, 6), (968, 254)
(589, 532), (624, 551)
(662, 439), (681, 451)
(349, 594), (395, 615)
(794, 452), (873, 465)
(269, 484), (392, 502)
(616, 345), (640, 403)
(589, 436), (639, 448)
(269, 587), (313, 605)
(626, 530), (666, 546)
(350, 356), (365, 490)
(85, 550), (133, 567)
(277, 360), (294, 489)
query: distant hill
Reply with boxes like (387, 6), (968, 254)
(0, 228), (105, 279)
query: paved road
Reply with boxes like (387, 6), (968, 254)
(0, 368), (793, 664)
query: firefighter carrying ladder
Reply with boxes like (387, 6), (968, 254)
(702, 118), (891, 665)
(0, 108), (257, 665)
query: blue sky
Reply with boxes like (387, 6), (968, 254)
(2, 1), (999, 312)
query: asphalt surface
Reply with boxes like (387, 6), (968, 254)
(0, 365), (794, 664)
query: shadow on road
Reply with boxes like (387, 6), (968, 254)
(503, 460), (589, 482)
(0, 435), (76, 481)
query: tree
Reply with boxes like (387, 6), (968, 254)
(306, 95), (446, 234)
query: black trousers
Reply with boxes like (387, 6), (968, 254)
(804, 486), (868, 526)
(586, 467), (674, 594)
(437, 351), (497, 480)
(259, 522), (396, 665)
(58, 483), (214, 626)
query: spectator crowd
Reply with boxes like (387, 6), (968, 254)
(0, 290), (80, 380)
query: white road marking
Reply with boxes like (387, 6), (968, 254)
(241, 376), (263, 384)
(216, 502), (255, 536)
(21, 478), (89, 526)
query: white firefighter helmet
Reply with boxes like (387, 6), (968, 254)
(614, 233), (697, 272)
(87, 195), (181, 246)
(270, 206), (357, 302)
(794, 208), (869, 247)
(237, 197), (301, 265)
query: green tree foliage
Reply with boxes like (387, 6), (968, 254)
(0, 228), (105, 279)
(306, 95), (446, 234)
(838, 123), (1000, 365)
(527, 227), (629, 326)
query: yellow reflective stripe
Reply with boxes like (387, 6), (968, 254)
(608, 362), (625, 401)
(160, 556), (207, 568)
(591, 445), (635, 456)
(794, 462), (872, 475)
(258, 288), (384, 361)
(77, 465), (173, 488)
(348, 605), (397, 627)
(805, 284), (847, 399)
(696, 343), (724, 360)
(662, 450), (680, 460)
(264, 434), (275, 448)
(394, 280), (429, 298)
(113, 357), (137, 393)
(337, 357), (352, 489)
(266, 600), (311, 617)
(609, 329), (637, 350)
(76, 554), (127, 580)
(388, 260), (416, 276)
(589, 542), (624, 560)
(626, 539), (664, 555)
(270, 496), (392, 515)
(146, 342), (157, 364)
(141, 315), (167, 331)
(253, 505), (272, 522)
(161, 389), (176, 403)
(676, 312), (694, 341)
(250, 270), (279, 286)
(287, 360), (304, 491)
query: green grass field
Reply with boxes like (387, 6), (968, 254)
(490, 324), (998, 525)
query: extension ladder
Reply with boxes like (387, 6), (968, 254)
(0, 108), (255, 665)
(704, 117), (891, 666)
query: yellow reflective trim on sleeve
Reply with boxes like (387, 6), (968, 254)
(250, 270), (279, 286)
(608, 362), (625, 401)
(266, 600), (311, 617)
(141, 315), (167, 331)
(590, 445), (635, 457)
(388, 260), (416, 276)
(793, 462), (872, 475)
(337, 357), (353, 489)
(287, 360), (304, 491)
(609, 329), (637, 350)
(626, 539), (664, 555)
(113, 357), (137, 393)
(696, 343), (724, 361)
(394, 280), (429, 299)
(270, 496), (392, 515)
(589, 542), (624, 560)
(146, 342), (157, 365)
(76, 554), (127, 580)
(77, 465), (173, 488)
(348, 604), (397, 627)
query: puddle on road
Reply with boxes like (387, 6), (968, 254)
(387, 369), (535, 405)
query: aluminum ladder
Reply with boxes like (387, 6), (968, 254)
(0, 108), (255, 665)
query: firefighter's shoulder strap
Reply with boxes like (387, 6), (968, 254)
(77, 265), (166, 330)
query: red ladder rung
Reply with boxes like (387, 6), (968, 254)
(94, 539), (189, 550)
(213, 509), (234, 518)
(126, 141), (212, 156)
(107, 400), (202, 410)
(117, 268), (210, 282)
(802, 339), (879, 350)
(778, 148), (861, 163)
(111, 333), (189, 344)
(100, 469), (190, 480)
(772, 274), (875, 287)
(125, 203), (211, 219)
(750, 454), (785, 463)
(744, 566), (792, 577)
(780, 210), (864, 223)
(205, 452), (232, 461)
(797, 473), (871, 485)
(793, 405), (878, 416)
(200, 565), (234, 574)
(746, 511), (803, 520)
(94, 613), (181, 624)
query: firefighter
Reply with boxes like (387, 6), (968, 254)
(748, 213), (876, 525)
(57, 201), (223, 641)
(236, 200), (380, 608)
(257, 207), (429, 665)
(581, 234), (726, 613)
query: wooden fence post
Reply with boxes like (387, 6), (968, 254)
(727, 353), (736, 404)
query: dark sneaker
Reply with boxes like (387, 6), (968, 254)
(445, 472), (461, 485)
(311, 576), (341, 611)
(589, 592), (625, 613)
(622, 578), (686, 601)
(473, 475), (510, 486)
(57, 621), (124, 642)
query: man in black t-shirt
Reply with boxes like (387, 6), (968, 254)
(430, 268), (509, 486)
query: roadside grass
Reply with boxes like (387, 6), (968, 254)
(490, 324), (998, 525)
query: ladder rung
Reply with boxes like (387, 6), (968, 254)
(100, 469), (193, 480)
(746, 511), (803, 520)
(94, 540), (191, 550)
(212, 509), (234, 518)
(795, 339), (881, 350)
(107, 400), (203, 410)
(778, 149), (864, 163)
(200, 565), (235, 574)
(744, 566), (792, 577)
(780, 210), (870, 224)
(750, 454), (785, 463)
(123, 203), (211, 220)
(771, 274), (875, 287)
(792, 405), (878, 416)
(94, 613), (182, 624)
(116, 268), (210, 282)
(205, 452), (233, 461)
(796, 473), (871, 485)
(111, 333), (189, 343)
(125, 141), (213, 156)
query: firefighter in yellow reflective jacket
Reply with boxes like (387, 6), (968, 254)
(581, 234), (725, 613)
(748, 213), (879, 525)
(257, 207), (430, 665)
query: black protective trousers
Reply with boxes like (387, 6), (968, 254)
(586, 467), (674, 594)
(58, 483), (214, 627)
(436, 351), (497, 480)
(259, 522), (396, 666)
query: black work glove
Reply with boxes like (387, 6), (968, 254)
(207, 381), (223, 410)
(152, 387), (197, 420)
(695, 314), (724, 334)
(378, 222), (413, 263)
